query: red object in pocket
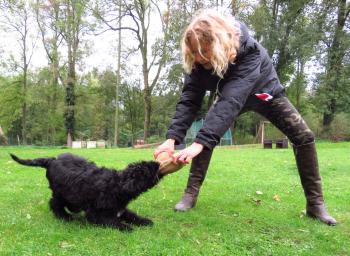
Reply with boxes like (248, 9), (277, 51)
(255, 93), (273, 102)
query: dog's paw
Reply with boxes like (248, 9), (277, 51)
(54, 213), (73, 222)
(63, 215), (74, 222)
(118, 224), (133, 232)
(135, 218), (154, 227)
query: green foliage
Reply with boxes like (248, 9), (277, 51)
(310, 0), (350, 127)
(319, 113), (350, 141)
(313, 64), (350, 122)
(0, 76), (23, 133)
(286, 72), (308, 114)
(234, 112), (260, 144)
(118, 80), (145, 145)
(302, 111), (323, 137)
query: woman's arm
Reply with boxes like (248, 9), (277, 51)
(166, 73), (206, 145)
(195, 46), (261, 150)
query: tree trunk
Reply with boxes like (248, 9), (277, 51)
(21, 13), (29, 145)
(67, 132), (73, 148)
(50, 46), (59, 145)
(65, 79), (75, 147)
(62, 0), (82, 147)
(65, 41), (76, 147)
(322, 0), (349, 127)
(114, 0), (122, 147)
(140, 1), (150, 142)
(0, 126), (8, 145)
(21, 77), (27, 145)
(50, 5), (60, 145)
(231, 0), (238, 16)
(143, 85), (151, 141)
(295, 56), (305, 111)
(36, 0), (61, 145)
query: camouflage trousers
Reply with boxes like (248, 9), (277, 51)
(244, 95), (314, 146)
(192, 95), (314, 170)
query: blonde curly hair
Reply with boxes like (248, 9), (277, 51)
(182, 9), (241, 78)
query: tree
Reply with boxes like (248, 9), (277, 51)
(59, 0), (89, 147)
(0, 0), (38, 144)
(28, 67), (66, 145)
(0, 75), (23, 142)
(114, 0), (122, 146)
(94, 0), (172, 141)
(35, 0), (64, 144)
(250, 0), (313, 84)
(285, 11), (321, 112)
(319, 0), (350, 127)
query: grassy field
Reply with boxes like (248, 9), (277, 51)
(0, 142), (349, 255)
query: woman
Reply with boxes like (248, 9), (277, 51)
(154, 10), (336, 225)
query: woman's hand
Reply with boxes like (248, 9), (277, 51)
(154, 139), (175, 159)
(173, 142), (204, 164)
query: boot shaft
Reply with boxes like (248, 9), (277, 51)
(293, 142), (323, 205)
(175, 148), (213, 212)
(185, 148), (213, 195)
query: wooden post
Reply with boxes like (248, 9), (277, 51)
(261, 121), (265, 145)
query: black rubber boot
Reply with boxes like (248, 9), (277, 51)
(293, 142), (337, 225)
(174, 148), (213, 212)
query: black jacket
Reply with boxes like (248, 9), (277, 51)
(166, 22), (284, 150)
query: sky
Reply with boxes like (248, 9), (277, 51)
(0, 22), (120, 74)
(0, 1), (166, 78)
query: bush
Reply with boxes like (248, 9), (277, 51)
(321, 113), (350, 141)
(303, 111), (323, 137)
(147, 135), (164, 144)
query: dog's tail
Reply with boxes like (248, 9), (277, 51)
(10, 154), (55, 168)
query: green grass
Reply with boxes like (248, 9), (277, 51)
(0, 143), (349, 255)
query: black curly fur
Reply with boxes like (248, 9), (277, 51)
(10, 153), (163, 232)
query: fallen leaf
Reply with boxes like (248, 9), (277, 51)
(273, 194), (281, 202)
(232, 212), (239, 217)
(59, 241), (74, 249)
(246, 219), (254, 224)
(252, 198), (262, 205)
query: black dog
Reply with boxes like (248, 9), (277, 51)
(10, 153), (163, 231)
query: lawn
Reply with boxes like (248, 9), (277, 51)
(0, 142), (349, 255)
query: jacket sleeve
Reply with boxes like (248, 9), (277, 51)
(194, 45), (261, 150)
(166, 73), (206, 144)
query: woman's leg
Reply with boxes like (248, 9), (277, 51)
(253, 96), (336, 225)
(174, 104), (254, 212)
(175, 148), (213, 211)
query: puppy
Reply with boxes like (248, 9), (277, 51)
(10, 153), (163, 231)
